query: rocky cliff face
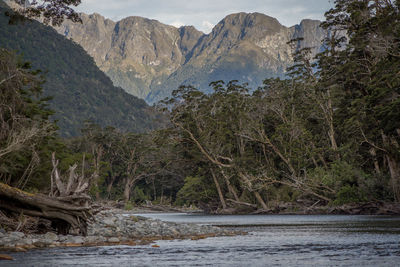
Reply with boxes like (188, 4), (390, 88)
(55, 12), (326, 103)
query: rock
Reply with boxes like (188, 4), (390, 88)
(103, 217), (116, 226)
(33, 241), (49, 248)
(108, 237), (120, 243)
(85, 236), (102, 244)
(9, 232), (25, 239)
(0, 207), (237, 251)
(15, 238), (33, 246)
(57, 236), (68, 242)
(44, 232), (59, 242)
(65, 236), (84, 244)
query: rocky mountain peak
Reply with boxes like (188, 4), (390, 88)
(208, 12), (284, 46)
(218, 12), (282, 32)
(291, 19), (325, 56)
(53, 11), (327, 103)
(178, 26), (205, 59)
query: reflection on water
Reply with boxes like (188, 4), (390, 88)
(4, 214), (400, 266)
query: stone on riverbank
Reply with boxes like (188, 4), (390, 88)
(0, 209), (238, 252)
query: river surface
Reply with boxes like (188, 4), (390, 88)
(4, 214), (400, 266)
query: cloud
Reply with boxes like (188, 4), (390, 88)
(202, 21), (215, 34)
(76, 0), (333, 32)
(170, 21), (185, 28)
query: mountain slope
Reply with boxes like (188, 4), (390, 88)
(55, 11), (326, 104)
(0, 2), (163, 136)
(56, 13), (195, 99)
(149, 13), (325, 102)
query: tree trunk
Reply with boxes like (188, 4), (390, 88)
(106, 175), (117, 200)
(370, 148), (381, 174)
(382, 133), (400, 202)
(220, 168), (240, 201)
(123, 178), (133, 203)
(210, 169), (227, 209)
(387, 155), (400, 202)
(238, 172), (268, 210)
(254, 191), (268, 210)
(0, 183), (92, 235)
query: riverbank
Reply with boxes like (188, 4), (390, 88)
(1, 201), (399, 255)
(3, 214), (400, 266)
(0, 209), (239, 254)
(214, 201), (400, 215)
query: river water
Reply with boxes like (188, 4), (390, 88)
(4, 214), (400, 266)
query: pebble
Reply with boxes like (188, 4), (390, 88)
(108, 237), (120, 243)
(0, 209), (233, 251)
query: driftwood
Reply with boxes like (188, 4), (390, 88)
(0, 152), (97, 235)
(0, 183), (92, 235)
(226, 199), (257, 209)
(328, 202), (400, 215)
(50, 152), (97, 205)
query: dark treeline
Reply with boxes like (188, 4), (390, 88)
(1, 0), (399, 213)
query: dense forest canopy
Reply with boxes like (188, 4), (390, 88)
(0, 0), (399, 213)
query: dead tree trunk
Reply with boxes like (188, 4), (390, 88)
(0, 152), (96, 235)
(210, 169), (227, 209)
(0, 183), (92, 235)
(50, 152), (96, 206)
(238, 172), (268, 210)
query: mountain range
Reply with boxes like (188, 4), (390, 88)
(0, 1), (164, 136)
(55, 12), (327, 103)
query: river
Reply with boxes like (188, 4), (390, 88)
(4, 214), (400, 266)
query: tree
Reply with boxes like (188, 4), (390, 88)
(0, 48), (56, 189)
(321, 0), (400, 201)
(6, 0), (82, 26)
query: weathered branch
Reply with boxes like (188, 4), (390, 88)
(0, 183), (92, 235)
(174, 122), (233, 168)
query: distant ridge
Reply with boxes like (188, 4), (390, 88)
(55, 11), (326, 103)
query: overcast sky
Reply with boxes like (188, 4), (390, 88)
(76, 0), (334, 33)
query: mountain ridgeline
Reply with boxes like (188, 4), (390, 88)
(0, 2), (164, 136)
(55, 12), (326, 103)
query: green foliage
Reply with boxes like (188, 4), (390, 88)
(267, 185), (300, 203)
(7, 0), (82, 26)
(176, 176), (217, 205)
(131, 187), (149, 203)
(0, 48), (58, 190)
(334, 185), (367, 205)
(310, 161), (364, 189)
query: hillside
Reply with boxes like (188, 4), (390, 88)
(56, 12), (326, 103)
(0, 2), (163, 136)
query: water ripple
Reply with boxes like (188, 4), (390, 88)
(4, 214), (400, 266)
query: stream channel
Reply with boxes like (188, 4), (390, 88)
(3, 213), (400, 266)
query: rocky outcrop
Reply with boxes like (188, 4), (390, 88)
(56, 14), (190, 99)
(55, 12), (327, 103)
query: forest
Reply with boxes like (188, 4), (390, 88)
(1, 0), (399, 224)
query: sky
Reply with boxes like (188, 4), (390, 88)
(76, 0), (334, 33)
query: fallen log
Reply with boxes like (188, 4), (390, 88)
(0, 183), (92, 235)
(226, 199), (257, 209)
